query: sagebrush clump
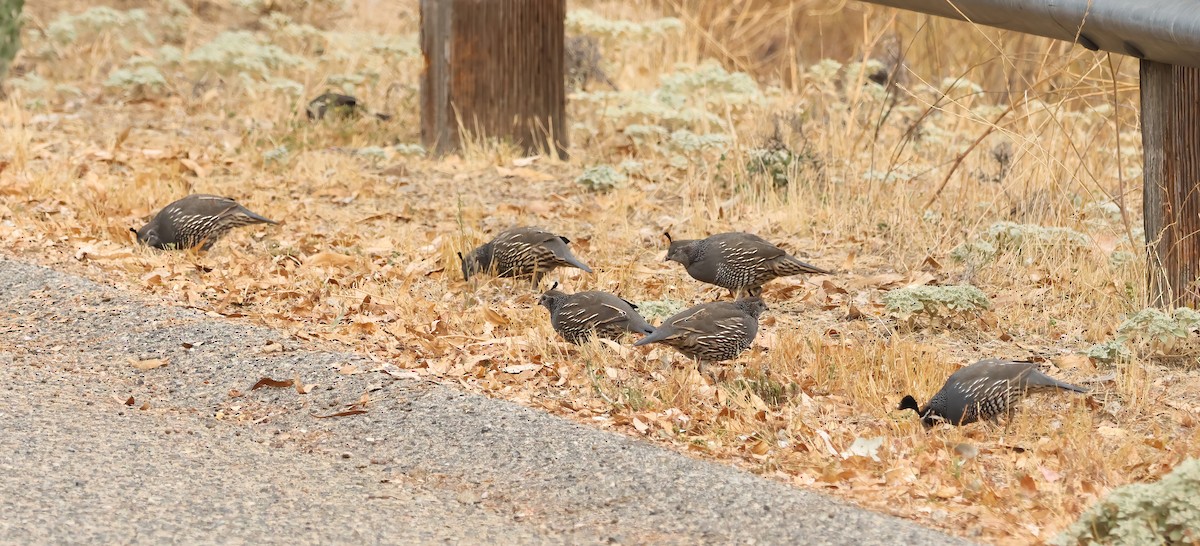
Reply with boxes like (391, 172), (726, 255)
(883, 285), (991, 325)
(1053, 458), (1200, 545)
(0, 0), (22, 82)
(951, 222), (1091, 263)
(576, 165), (625, 193)
(1088, 307), (1200, 361)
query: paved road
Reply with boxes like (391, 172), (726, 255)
(0, 256), (970, 545)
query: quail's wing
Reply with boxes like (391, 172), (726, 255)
(559, 293), (629, 329)
(667, 305), (750, 337)
(205, 195), (275, 225)
(188, 194), (242, 216)
(504, 227), (558, 245)
(717, 232), (787, 260)
(534, 232), (593, 273)
(652, 306), (713, 340)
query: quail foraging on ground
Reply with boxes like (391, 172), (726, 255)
(306, 92), (392, 121)
(633, 297), (767, 366)
(663, 232), (830, 298)
(133, 194), (277, 251)
(459, 227), (594, 286)
(898, 359), (1088, 427)
(538, 283), (655, 344)
(565, 35), (618, 92)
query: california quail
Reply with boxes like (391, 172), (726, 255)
(306, 92), (392, 121)
(898, 359), (1088, 427)
(565, 35), (618, 92)
(133, 194), (276, 251)
(538, 283), (655, 344)
(459, 226), (594, 285)
(663, 232), (830, 298)
(633, 297), (767, 364)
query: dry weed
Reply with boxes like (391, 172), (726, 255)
(1, 0), (1197, 543)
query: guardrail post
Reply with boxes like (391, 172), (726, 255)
(419, 0), (568, 157)
(1141, 61), (1200, 308)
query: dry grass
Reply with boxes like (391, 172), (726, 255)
(3, 0), (1199, 543)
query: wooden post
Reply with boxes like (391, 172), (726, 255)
(419, 0), (567, 157)
(1141, 60), (1200, 308)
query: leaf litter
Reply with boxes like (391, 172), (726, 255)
(2, 0), (1199, 543)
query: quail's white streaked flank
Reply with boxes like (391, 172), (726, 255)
(899, 359), (1088, 427)
(133, 194), (276, 251)
(539, 284), (654, 344)
(633, 297), (766, 363)
(664, 232), (830, 298)
(459, 227), (593, 286)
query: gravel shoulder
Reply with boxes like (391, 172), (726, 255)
(0, 255), (970, 545)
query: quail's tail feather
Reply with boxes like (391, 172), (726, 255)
(1036, 374), (1089, 393)
(783, 255), (831, 275)
(632, 327), (669, 346)
(562, 252), (594, 274)
(236, 207), (277, 225)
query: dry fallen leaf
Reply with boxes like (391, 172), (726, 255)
(306, 251), (358, 268)
(847, 273), (904, 290)
(293, 374), (314, 394)
(483, 308), (509, 327)
(934, 486), (959, 499)
(1053, 354), (1095, 372)
(1039, 466), (1062, 483)
(312, 409), (369, 418)
(749, 439), (771, 456)
(1019, 474), (1038, 494)
(131, 358), (168, 370)
(179, 157), (208, 178)
(251, 377), (294, 390)
(501, 364), (541, 374)
(821, 279), (848, 295)
(842, 436), (884, 462)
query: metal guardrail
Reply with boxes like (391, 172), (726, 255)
(858, 0), (1200, 69)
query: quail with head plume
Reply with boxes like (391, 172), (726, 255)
(459, 227), (593, 286)
(538, 283), (655, 344)
(898, 359), (1088, 427)
(663, 232), (830, 298)
(633, 297), (767, 364)
(133, 194), (277, 251)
